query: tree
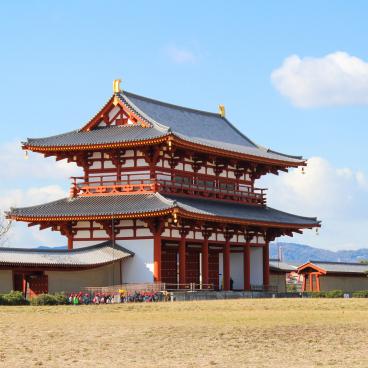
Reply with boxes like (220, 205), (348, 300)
(0, 214), (12, 246)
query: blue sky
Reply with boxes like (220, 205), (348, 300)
(0, 1), (367, 250)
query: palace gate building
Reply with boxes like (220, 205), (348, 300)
(4, 80), (320, 293)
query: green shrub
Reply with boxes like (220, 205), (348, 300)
(324, 290), (344, 298)
(0, 291), (29, 305)
(30, 293), (68, 306)
(352, 290), (368, 298)
(305, 290), (344, 298)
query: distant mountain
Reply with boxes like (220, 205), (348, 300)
(270, 242), (368, 264)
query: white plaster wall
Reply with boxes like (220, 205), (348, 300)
(75, 230), (91, 239)
(104, 161), (115, 169)
(46, 263), (121, 293)
(117, 229), (134, 237)
(136, 228), (151, 237)
(136, 159), (146, 166)
(92, 230), (108, 238)
(90, 161), (102, 169)
(91, 152), (101, 159)
(230, 253), (244, 290)
(120, 239), (154, 283)
(0, 270), (13, 293)
(108, 106), (120, 120)
(250, 247), (263, 286)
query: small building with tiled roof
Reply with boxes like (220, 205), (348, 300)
(298, 261), (368, 292)
(0, 242), (133, 295)
(3, 80), (320, 295)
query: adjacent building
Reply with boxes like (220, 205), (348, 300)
(298, 261), (368, 292)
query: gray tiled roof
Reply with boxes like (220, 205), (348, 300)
(269, 259), (297, 272)
(24, 91), (304, 164)
(8, 193), (175, 219)
(8, 193), (319, 228)
(124, 92), (303, 163)
(168, 195), (319, 227)
(307, 261), (368, 274)
(0, 241), (133, 267)
(26, 125), (169, 148)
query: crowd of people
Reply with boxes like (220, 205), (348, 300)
(67, 290), (165, 305)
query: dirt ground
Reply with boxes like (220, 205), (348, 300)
(0, 298), (367, 368)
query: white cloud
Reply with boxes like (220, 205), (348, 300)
(0, 185), (68, 248)
(271, 52), (368, 107)
(0, 141), (79, 248)
(0, 141), (79, 184)
(165, 45), (197, 64)
(260, 157), (368, 250)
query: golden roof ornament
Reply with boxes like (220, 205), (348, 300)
(113, 79), (122, 93)
(218, 104), (225, 118)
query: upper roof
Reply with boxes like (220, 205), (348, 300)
(7, 193), (320, 228)
(23, 90), (304, 166)
(298, 260), (368, 275)
(0, 241), (133, 268)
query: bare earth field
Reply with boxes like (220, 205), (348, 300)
(0, 299), (367, 368)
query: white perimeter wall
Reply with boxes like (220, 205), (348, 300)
(119, 239), (154, 283)
(0, 270), (13, 293)
(250, 247), (263, 286)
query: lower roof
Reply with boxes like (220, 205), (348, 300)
(298, 261), (368, 275)
(0, 241), (133, 268)
(7, 193), (320, 228)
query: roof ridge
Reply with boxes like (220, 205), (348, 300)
(120, 92), (171, 132)
(0, 240), (112, 253)
(309, 260), (368, 266)
(123, 90), (222, 118)
(0, 240), (135, 256)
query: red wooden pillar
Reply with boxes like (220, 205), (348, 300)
(153, 231), (162, 282)
(201, 235), (209, 286)
(67, 236), (73, 251)
(22, 274), (27, 297)
(223, 234), (232, 291)
(302, 275), (306, 292)
(179, 233), (187, 287)
(243, 243), (251, 291)
(316, 274), (321, 292)
(263, 242), (270, 289)
(309, 273), (313, 291)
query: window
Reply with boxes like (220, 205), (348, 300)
(174, 176), (191, 186)
(196, 179), (215, 189)
(219, 182), (235, 191)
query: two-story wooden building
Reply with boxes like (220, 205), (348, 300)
(3, 80), (320, 294)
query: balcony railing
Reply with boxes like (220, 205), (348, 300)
(70, 174), (266, 205)
(70, 175), (156, 197)
(157, 179), (266, 205)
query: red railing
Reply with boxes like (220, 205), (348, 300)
(70, 174), (266, 205)
(157, 179), (266, 205)
(70, 174), (155, 197)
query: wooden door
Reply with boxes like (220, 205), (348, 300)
(186, 250), (200, 285)
(29, 275), (48, 297)
(161, 248), (178, 286)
